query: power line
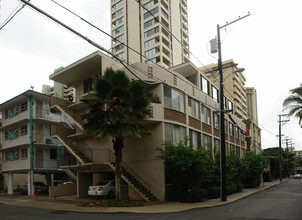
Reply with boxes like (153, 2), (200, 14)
(20, 0), (160, 87)
(49, 0), (218, 100)
(0, 1), (26, 31)
(21, 0), (265, 153)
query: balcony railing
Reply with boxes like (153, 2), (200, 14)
(59, 148), (115, 167)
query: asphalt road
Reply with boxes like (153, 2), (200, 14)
(1, 179), (302, 219)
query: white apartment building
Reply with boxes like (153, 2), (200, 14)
(111, 0), (190, 68)
(0, 90), (72, 195)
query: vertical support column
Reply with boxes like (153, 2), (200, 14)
(27, 171), (31, 195)
(7, 172), (13, 195)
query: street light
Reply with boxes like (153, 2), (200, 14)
(212, 13), (250, 202)
(222, 68), (245, 84)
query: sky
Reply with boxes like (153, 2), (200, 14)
(0, 0), (301, 150)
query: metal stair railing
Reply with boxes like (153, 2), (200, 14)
(54, 134), (92, 164)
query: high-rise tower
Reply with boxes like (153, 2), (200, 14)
(111, 0), (190, 68)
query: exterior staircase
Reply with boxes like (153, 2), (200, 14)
(108, 162), (158, 202)
(54, 134), (92, 165)
(52, 104), (84, 130)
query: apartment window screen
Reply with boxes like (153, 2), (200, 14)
(202, 105), (211, 125)
(164, 85), (184, 112)
(165, 123), (186, 145)
(189, 129), (201, 149)
(213, 112), (219, 129)
(188, 97), (200, 119)
(201, 76), (210, 95)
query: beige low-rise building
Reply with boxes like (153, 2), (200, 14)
(49, 51), (247, 201)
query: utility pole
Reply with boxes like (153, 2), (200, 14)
(278, 114), (289, 182)
(216, 12), (250, 202)
(283, 137), (292, 178)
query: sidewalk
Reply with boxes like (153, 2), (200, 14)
(0, 180), (284, 213)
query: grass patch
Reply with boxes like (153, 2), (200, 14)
(82, 200), (144, 207)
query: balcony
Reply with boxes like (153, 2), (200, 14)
(34, 159), (58, 169)
(60, 148), (115, 167)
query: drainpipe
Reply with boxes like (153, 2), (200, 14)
(29, 95), (34, 195)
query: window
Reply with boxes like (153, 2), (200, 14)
(164, 85), (184, 112)
(114, 43), (125, 51)
(164, 123), (186, 145)
(228, 100), (233, 111)
(84, 78), (93, 93)
(112, 25), (124, 35)
(4, 110), (8, 119)
(20, 102), (27, 112)
(117, 51), (125, 59)
(21, 149), (28, 159)
(188, 97), (200, 119)
(4, 130), (8, 140)
(214, 138), (220, 153)
(112, 8), (123, 19)
(161, 7), (169, 19)
(8, 104), (19, 118)
(235, 126), (239, 138)
(20, 125), (27, 136)
(144, 7), (158, 19)
(224, 119), (228, 133)
(144, 37), (159, 48)
(229, 122), (234, 136)
(144, 18), (157, 28)
(203, 134), (212, 150)
(112, 0), (123, 10)
(189, 129), (201, 149)
(8, 127), (19, 140)
(213, 112), (219, 129)
(201, 76), (210, 95)
(50, 149), (57, 160)
(114, 34), (124, 43)
(145, 47), (159, 57)
(202, 105), (211, 124)
(144, 0), (157, 9)
(112, 16), (124, 27)
(146, 57), (160, 64)
(212, 86), (219, 102)
(144, 26), (159, 38)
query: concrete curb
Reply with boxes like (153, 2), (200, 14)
(0, 180), (285, 214)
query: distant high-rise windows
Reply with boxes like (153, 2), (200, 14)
(144, 26), (159, 38)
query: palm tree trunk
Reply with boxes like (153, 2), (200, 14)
(113, 137), (123, 201)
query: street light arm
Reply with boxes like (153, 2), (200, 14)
(222, 68), (245, 83)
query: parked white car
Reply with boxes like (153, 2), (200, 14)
(88, 180), (115, 198)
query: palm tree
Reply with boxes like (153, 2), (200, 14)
(81, 67), (151, 201)
(283, 83), (302, 126)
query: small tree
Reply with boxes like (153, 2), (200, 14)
(81, 67), (151, 201)
(158, 141), (214, 202)
(242, 151), (266, 188)
(226, 152), (244, 194)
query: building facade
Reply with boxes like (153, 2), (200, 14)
(245, 87), (261, 153)
(0, 90), (71, 194)
(49, 51), (247, 201)
(201, 59), (248, 120)
(111, 0), (190, 68)
(201, 60), (261, 153)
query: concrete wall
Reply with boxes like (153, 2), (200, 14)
(49, 183), (76, 198)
